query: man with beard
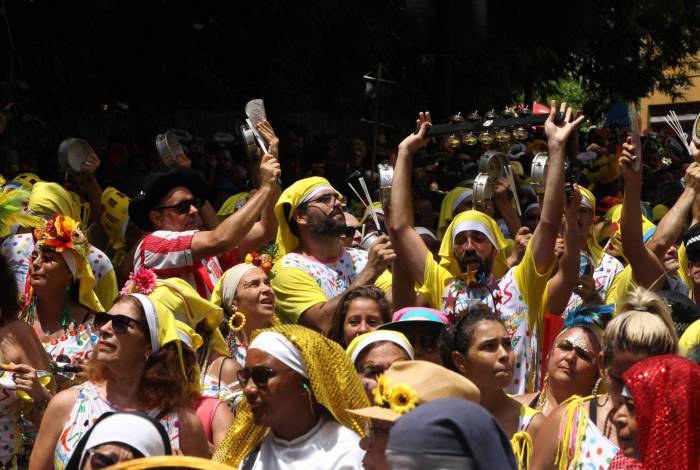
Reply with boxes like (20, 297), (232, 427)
(271, 177), (395, 331)
(390, 105), (583, 394)
(128, 152), (280, 298)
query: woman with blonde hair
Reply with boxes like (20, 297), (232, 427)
(531, 287), (678, 470)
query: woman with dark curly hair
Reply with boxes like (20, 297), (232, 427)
(327, 286), (391, 347)
(28, 294), (208, 469)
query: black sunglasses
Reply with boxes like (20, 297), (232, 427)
(153, 198), (203, 214)
(343, 226), (360, 237)
(94, 312), (145, 334)
(237, 366), (278, 387)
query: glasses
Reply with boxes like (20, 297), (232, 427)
(87, 449), (120, 469)
(556, 339), (595, 363)
(343, 226), (360, 237)
(94, 312), (145, 334)
(237, 366), (278, 387)
(153, 198), (203, 214)
(308, 193), (340, 206)
(403, 331), (440, 353)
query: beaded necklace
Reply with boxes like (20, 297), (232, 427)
(20, 287), (74, 335)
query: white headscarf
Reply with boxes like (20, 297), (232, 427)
(219, 264), (256, 310)
(129, 294), (160, 353)
(298, 184), (334, 207)
(452, 220), (499, 250)
(249, 331), (308, 378)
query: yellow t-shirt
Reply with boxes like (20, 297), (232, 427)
(680, 318), (700, 355)
(604, 264), (636, 311)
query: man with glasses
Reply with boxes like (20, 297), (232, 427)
(128, 151), (280, 298)
(271, 177), (395, 331)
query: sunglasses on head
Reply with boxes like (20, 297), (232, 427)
(153, 198), (203, 214)
(94, 312), (145, 334)
(237, 366), (278, 387)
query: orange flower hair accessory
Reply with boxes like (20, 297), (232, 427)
(34, 214), (88, 259)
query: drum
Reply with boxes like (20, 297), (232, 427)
(378, 163), (393, 209)
(530, 153), (549, 194)
(477, 151), (507, 179)
(59, 138), (92, 172)
(360, 231), (383, 251)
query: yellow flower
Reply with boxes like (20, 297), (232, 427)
(387, 383), (418, 415)
(372, 374), (389, 406)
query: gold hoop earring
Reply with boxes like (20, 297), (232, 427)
(228, 308), (247, 333)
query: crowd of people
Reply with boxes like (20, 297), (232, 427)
(0, 101), (698, 469)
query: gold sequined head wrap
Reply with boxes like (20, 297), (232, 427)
(212, 324), (369, 466)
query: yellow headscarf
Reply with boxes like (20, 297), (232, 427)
(33, 215), (102, 312)
(213, 324), (369, 467)
(100, 187), (130, 252)
(605, 204), (657, 258)
(8, 173), (41, 191)
(360, 201), (384, 225)
(147, 278), (227, 356)
(577, 186), (605, 266)
(437, 187), (472, 239)
(439, 210), (509, 280)
(274, 177), (335, 256)
(216, 192), (250, 219)
(0, 189), (41, 238)
(28, 182), (90, 229)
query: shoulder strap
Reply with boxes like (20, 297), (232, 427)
(240, 443), (262, 470)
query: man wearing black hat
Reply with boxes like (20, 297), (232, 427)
(129, 153), (280, 298)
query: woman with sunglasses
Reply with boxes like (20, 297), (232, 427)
(20, 215), (103, 382)
(30, 294), (209, 469)
(327, 286), (391, 347)
(610, 355), (700, 470)
(515, 304), (612, 416)
(531, 287), (678, 470)
(439, 303), (543, 468)
(213, 324), (369, 469)
(378, 307), (448, 364)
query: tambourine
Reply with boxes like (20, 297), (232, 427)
(238, 121), (258, 160)
(360, 231), (384, 251)
(155, 132), (184, 168)
(530, 153), (549, 195)
(378, 163), (393, 209)
(478, 151), (508, 179)
(693, 112), (700, 146)
(473, 173), (494, 213)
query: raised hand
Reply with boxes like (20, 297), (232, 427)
(620, 136), (641, 183)
(684, 162), (700, 193)
(259, 153), (281, 186)
(79, 151), (101, 178)
(545, 101), (585, 147)
(398, 111), (432, 154)
(256, 120), (280, 158)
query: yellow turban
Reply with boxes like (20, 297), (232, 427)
(439, 210), (509, 279)
(28, 182), (89, 228)
(577, 186), (605, 266)
(274, 177), (335, 256)
(437, 187), (472, 240)
(147, 278), (227, 355)
(216, 192), (250, 219)
(605, 204), (657, 258)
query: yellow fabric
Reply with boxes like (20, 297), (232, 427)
(577, 187), (604, 266)
(148, 278), (223, 334)
(374, 269), (392, 292)
(273, 177), (335, 256)
(439, 210), (509, 280)
(28, 182), (81, 223)
(437, 187), (470, 240)
(511, 431), (533, 470)
(605, 204), (656, 258)
(10, 173), (41, 190)
(212, 325), (369, 467)
(270, 263), (330, 323)
(680, 318), (700, 355)
(360, 201), (384, 225)
(652, 204), (669, 223)
(93, 269), (118, 311)
(678, 243), (692, 291)
(554, 395), (596, 470)
(0, 189), (41, 237)
(216, 192), (249, 218)
(514, 240), (554, 335)
(100, 187), (130, 251)
(174, 320), (204, 350)
(604, 265), (636, 311)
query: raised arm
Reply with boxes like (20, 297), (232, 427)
(191, 154), (280, 259)
(492, 176), (522, 236)
(647, 163), (700, 259)
(544, 186), (583, 315)
(619, 137), (665, 289)
(388, 112), (432, 285)
(531, 102), (584, 274)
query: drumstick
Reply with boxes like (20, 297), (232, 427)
(359, 177), (382, 233)
(348, 182), (368, 208)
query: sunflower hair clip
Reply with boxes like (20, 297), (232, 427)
(371, 374), (418, 415)
(120, 267), (158, 295)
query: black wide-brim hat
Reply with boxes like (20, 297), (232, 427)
(128, 167), (207, 231)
